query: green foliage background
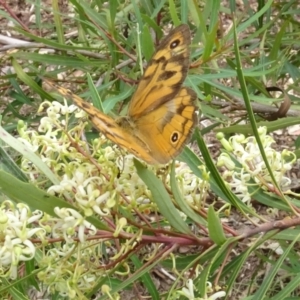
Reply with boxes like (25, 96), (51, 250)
(1, 0), (300, 299)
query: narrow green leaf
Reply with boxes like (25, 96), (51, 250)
(141, 25), (155, 61)
(0, 278), (28, 300)
(34, 0), (41, 30)
(232, 17), (289, 208)
(9, 91), (33, 106)
(131, 255), (160, 300)
(9, 77), (32, 103)
(0, 170), (72, 214)
(69, 0), (108, 29)
(233, 0), (273, 35)
(253, 233), (300, 299)
(0, 170), (108, 230)
(187, 0), (206, 31)
(141, 15), (162, 37)
(11, 27), (102, 52)
(13, 52), (108, 68)
(202, 22), (218, 61)
(271, 273), (300, 300)
(216, 117), (300, 135)
(87, 73), (104, 112)
(0, 126), (59, 185)
(134, 160), (191, 234)
(101, 85), (134, 114)
(180, 0), (188, 24)
(170, 163), (207, 226)
(0, 259), (48, 295)
(169, 0), (180, 25)
(11, 58), (52, 101)
(197, 239), (235, 295)
(207, 205), (226, 245)
(131, 0), (143, 28)
(180, 146), (253, 216)
(221, 235), (268, 294)
(25, 259), (39, 289)
(269, 20), (289, 63)
(52, 0), (65, 44)
(209, 0), (221, 29)
(193, 129), (252, 214)
(140, 0), (153, 16)
(109, 0), (118, 25)
(0, 145), (28, 182)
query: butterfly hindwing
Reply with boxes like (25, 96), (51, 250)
(135, 87), (198, 164)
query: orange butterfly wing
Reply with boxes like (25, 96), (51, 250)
(125, 24), (197, 163)
(128, 24), (192, 120)
(134, 87), (197, 163)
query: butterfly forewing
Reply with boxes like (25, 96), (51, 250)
(128, 24), (191, 120)
(44, 81), (156, 163)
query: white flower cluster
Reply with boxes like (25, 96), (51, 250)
(217, 127), (295, 203)
(4, 99), (205, 298)
(166, 164), (209, 207)
(27, 99), (205, 214)
(177, 279), (226, 299)
(0, 202), (44, 279)
(36, 240), (101, 298)
(0, 199), (99, 286)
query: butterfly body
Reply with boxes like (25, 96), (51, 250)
(47, 24), (198, 164)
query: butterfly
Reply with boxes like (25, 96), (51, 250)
(45, 24), (198, 164)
